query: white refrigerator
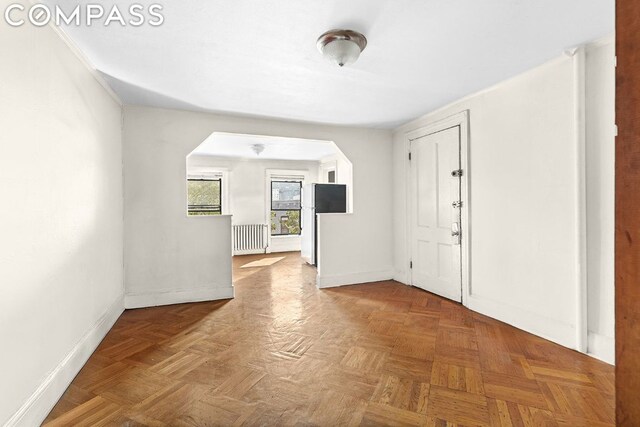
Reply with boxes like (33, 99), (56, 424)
(301, 184), (347, 266)
(301, 184), (315, 264)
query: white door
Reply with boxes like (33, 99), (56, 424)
(410, 126), (462, 302)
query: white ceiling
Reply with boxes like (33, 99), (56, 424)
(190, 133), (338, 161)
(52, 0), (613, 128)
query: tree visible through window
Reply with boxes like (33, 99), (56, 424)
(188, 179), (221, 215)
(271, 181), (301, 235)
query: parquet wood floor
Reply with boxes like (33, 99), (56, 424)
(44, 252), (615, 426)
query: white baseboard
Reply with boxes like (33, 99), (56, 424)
(317, 270), (394, 289)
(266, 247), (301, 254)
(234, 249), (266, 256)
(124, 285), (234, 309)
(467, 294), (576, 350)
(588, 331), (615, 365)
(393, 269), (410, 285)
(6, 295), (124, 427)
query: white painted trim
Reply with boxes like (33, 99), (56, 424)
(184, 213), (233, 220)
(567, 46), (589, 353)
(393, 270), (410, 285)
(124, 286), (234, 309)
(587, 331), (615, 365)
(468, 294), (576, 350)
(584, 34), (615, 50)
(265, 168), (308, 248)
(46, 24), (122, 107)
(317, 270), (394, 289)
(405, 111), (471, 306)
(235, 249), (267, 256)
(186, 168), (230, 215)
(5, 295), (124, 427)
(398, 133), (412, 287)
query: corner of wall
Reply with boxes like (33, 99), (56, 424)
(467, 295), (577, 350)
(588, 331), (615, 365)
(392, 269), (410, 285)
(5, 295), (124, 427)
(48, 24), (122, 107)
(317, 270), (394, 289)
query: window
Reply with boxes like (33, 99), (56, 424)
(327, 170), (336, 183)
(271, 181), (301, 235)
(187, 179), (221, 215)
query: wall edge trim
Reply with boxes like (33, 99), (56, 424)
(47, 22), (122, 106)
(588, 331), (615, 365)
(5, 295), (124, 427)
(317, 269), (394, 289)
(468, 294), (576, 350)
(124, 285), (234, 309)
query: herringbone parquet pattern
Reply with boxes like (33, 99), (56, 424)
(44, 252), (615, 426)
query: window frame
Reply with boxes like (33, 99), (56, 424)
(187, 178), (223, 216)
(270, 180), (302, 236)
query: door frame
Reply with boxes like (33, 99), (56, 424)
(616, 0), (640, 420)
(405, 110), (471, 306)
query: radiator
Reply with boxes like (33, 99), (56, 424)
(233, 224), (268, 254)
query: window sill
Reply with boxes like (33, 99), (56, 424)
(186, 214), (232, 219)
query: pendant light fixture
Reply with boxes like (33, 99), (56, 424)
(317, 29), (367, 67)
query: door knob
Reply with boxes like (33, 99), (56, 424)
(451, 222), (461, 245)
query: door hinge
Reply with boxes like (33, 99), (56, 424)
(452, 201), (463, 208)
(451, 169), (463, 177)
(409, 260), (413, 269)
(408, 152), (412, 161)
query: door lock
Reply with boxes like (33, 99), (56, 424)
(452, 201), (462, 208)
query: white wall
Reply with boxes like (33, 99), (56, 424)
(124, 105), (393, 299)
(187, 155), (320, 253)
(123, 133), (233, 309)
(394, 42), (615, 361)
(123, 212), (233, 308)
(316, 213), (392, 287)
(585, 40), (615, 363)
(0, 14), (124, 426)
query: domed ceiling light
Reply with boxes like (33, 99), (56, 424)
(317, 29), (367, 67)
(251, 143), (265, 156)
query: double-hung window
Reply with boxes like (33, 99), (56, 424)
(187, 178), (222, 215)
(270, 181), (302, 235)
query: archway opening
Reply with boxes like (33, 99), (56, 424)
(185, 132), (353, 278)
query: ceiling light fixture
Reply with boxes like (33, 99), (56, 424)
(251, 143), (265, 156)
(317, 29), (367, 67)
